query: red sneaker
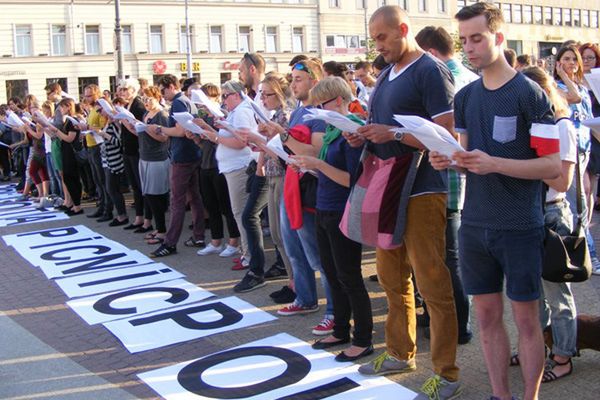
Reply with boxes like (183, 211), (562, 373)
(312, 317), (335, 335)
(277, 302), (319, 316)
(231, 257), (249, 271)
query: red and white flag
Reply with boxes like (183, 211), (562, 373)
(530, 123), (560, 156)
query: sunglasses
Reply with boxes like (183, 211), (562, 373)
(222, 92), (236, 101)
(293, 62), (314, 78)
(318, 97), (337, 109)
(243, 52), (259, 68)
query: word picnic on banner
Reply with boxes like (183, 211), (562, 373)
(138, 333), (418, 400)
(0, 199), (68, 227)
(67, 279), (215, 325)
(2, 225), (154, 278)
(104, 296), (277, 353)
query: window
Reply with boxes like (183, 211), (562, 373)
(266, 26), (278, 53)
(502, 4), (511, 23)
(400, 0), (408, 10)
(85, 25), (100, 55)
(15, 25), (33, 56)
(457, 0), (466, 8)
(325, 35), (335, 47)
(46, 78), (68, 94)
(512, 4), (522, 24)
(149, 25), (163, 53)
(544, 7), (552, 25)
(121, 25), (133, 54)
(356, 0), (366, 9)
(347, 35), (359, 48)
(534, 6), (543, 24)
(6, 79), (28, 100)
(563, 8), (571, 26)
(292, 27), (304, 53)
(210, 26), (222, 53)
(553, 8), (562, 25)
(51, 25), (66, 56)
(507, 40), (523, 57)
(220, 72), (232, 85)
(523, 5), (532, 24)
(329, 0), (340, 7)
(334, 35), (346, 48)
(78, 77), (98, 97)
(573, 9), (580, 27)
(592, 11), (599, 28)
(377, 0), (386, 7)
(238, 26), (251, 53)
(437, 0), (446, 13)
(418, 0), (427, 13)
(582, 9), (590, 27)
(180, 25), (195, 53)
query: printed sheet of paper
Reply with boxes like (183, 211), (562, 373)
(303, 109), (363, 134)
(191, 89), (225, 118)
(114, 106), (141, 125)
(240, 92), (270, 123)
(392, 114), (464, 158)
(97, 99), (115, 116)
(172, 112), (206, 135)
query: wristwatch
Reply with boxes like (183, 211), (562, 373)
(280, 130), (290, 143)
(393, 130), (405, 142)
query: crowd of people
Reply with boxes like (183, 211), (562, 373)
(1, 2), (599, 400)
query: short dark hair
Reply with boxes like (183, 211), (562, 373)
(242, 52), (266, 74)
(355, 61), (372, 71)
(516, 54), (531, 66)
(415, 26), (454, 57)
(288, 54), (308, 67)
(44, 82), (62, 95)
(157, 74), (180, 89)
(455, 1), (504, 33)
(504, 49), (517, 67)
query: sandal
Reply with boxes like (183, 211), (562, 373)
(542, 356), (572, 383)
(146, 237), (164, 245)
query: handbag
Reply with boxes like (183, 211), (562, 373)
(339, 147), (423, 249)
(542, 150), (592, 283)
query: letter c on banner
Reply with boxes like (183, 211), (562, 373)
(93, 287), (190, 316)
(177, 346), (311, 398)
(41, 245), (111, 261)
(129, 301), (243, 330)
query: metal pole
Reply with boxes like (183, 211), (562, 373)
(185, 0), (193, 78)
(114, 0), (124, 81)
(364, 1), (369, 58)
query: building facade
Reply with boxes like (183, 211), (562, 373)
(0, 0), (599, 103)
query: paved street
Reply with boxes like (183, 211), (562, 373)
(1, 192), (599, 400)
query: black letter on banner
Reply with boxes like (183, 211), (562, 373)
(275, 377), (360, 399)
(39, 246), (139, 275)
(177, 346), (311, 398)
(41, 245), (111, 261)
(8, 213), (58, 226)
(129, 302), (243, 329)
(93, 287), (190, 315)
(18, 227), (80, 238)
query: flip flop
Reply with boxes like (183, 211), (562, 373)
(542, 357), (572, 383)
(144, 232), (158, 240)
(146, 237), (164, 245)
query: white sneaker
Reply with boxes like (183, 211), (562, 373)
(197, 243), (224, 256)
(592, 257), (600, 276)
(219, 245), (241, 257)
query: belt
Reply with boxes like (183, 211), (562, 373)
(546, 198), (565, 205)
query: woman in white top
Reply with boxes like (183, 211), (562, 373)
(195, 80), (256, 269)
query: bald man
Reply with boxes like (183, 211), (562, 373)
(349, 6), (460, 399)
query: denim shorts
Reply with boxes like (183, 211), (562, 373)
(459, 224), (545, 302)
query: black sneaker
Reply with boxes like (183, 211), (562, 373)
(150, 244), (177, 258)
(233, 272), (266, 293)
(270, 285), (296, 304)
(264, 264), (288, 280)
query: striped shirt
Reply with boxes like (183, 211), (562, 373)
(101, 122), (124, 174)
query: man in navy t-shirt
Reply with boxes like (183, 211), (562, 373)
(350, 6), (461, 400)
(431, 3), (560, 400)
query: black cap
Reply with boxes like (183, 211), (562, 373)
(181, 77), (197, 92)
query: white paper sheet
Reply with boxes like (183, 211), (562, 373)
(104, 296), (277, 353)
(0, 141), (9, 148)
(172, 112), (206, 135)
(191, 89), (225, 118)
(114, 106), (140, 124)
(60, 91), (75, 100)
(81, 130), (104, 144)
(2, 224), (97, 249)
(67, 279), (215, 325)
(240, 92), (270, 123)
(138, 333), (417, 400)
(266, 134), (293, 164)
(6, 112), (24, 128)
(302, 109), (363, 134)
(392, 114), (464, 158)
(134, 122), (147, 133)
(65, 115), (82, 126)
(33, 110), (52, 127)
(97, 99), (115, 116)
(0, 208), (68, 227)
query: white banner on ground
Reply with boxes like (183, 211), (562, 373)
(138, 333), (417, 400)
(55, 262), (185, 298)
(67, 279), (215, 325)
(104, 296), (277, 354)
(0, 207), (68, 227)
(2, 224), (98, 250)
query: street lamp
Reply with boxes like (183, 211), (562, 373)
(114, 0), (124, 81)
(184, 0), (192, 78)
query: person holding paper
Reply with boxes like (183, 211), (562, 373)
(145, 75), (205, 258)
(431, 4), (561, 399)
(292, 77), (373, 363)
(349, 6), (461, 400)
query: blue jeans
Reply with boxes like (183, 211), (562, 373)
(279, 201), (333, 316)
(45, 152), (62, 197)
(242, 175), (268, 276)
(540, 199), (578, 357)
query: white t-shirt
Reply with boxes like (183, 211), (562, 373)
(44, 132), (53, 153)
(546, 118), (577, 202)
(215, 100), (257, 174)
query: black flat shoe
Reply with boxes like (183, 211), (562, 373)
(334, 345), (374, 362)
(87, 210), (103, 218)
(66, 209), (84, 216)
(109, 218), (129, 227)
(124, 223), (143, 230)
(133, 225), (153, 233)
(312, 337), (350, 350)
(96, 215), (113, 222)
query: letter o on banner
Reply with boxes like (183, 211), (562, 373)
(177, 346), (311, 398)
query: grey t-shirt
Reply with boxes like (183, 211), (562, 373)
(140, 110), (170, 162)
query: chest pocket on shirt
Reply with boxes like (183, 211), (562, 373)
(492, 115), (517, 144)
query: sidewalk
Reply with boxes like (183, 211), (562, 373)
(0, 194), (599, 399)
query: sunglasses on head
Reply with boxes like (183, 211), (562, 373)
(293, 62), (314, 78)
(243, 53), (258, 68)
